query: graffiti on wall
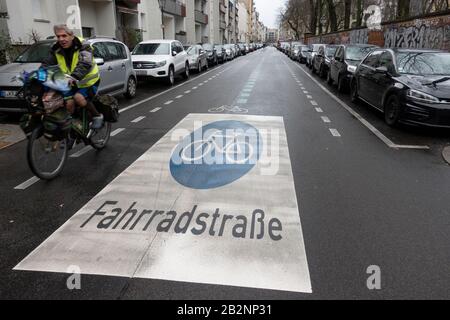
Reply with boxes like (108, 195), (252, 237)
(384, 24), (449, 49)
(350, 29), (368, 44)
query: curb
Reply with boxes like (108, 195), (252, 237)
(443, 146), (450, 165)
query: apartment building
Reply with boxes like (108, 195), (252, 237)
(0, 0), (263, 50)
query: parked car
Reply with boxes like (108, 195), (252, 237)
(214, 45), (226, 63)
(238, 43), (246, 55)
(132, 39), (189, 86)
(312, 44), (338, 78)
(327, 44), (378, 92)
(296, 45), (310, 63)
(223, 44), (234, 61)
(307, 44), (326, 69)
(185, 44), (208, 73)
(202, 43), (218, 66)
(0, 37), (137, 113)
(289, 43), (302, 60)
(351, 48), (450, 127)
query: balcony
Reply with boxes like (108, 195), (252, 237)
(195, 10), (208, 24)
(162, 0), (186, 17)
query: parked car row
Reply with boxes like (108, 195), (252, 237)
(0, 37), (264, 113)
(281, 41), (450, 128)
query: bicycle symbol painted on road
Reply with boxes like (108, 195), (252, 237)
(208, 105), (248, 114)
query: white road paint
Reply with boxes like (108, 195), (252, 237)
(14, 176), (40, 190)
(111, 128), (126, 137)
(310, 101), (318, 106)
(164, 100), (173, 105)
(131, 116), (146, 123)
(303, 91), (309, 94)
(321, 116), (331, 123)
(70, 146), (93, 158)
(192, 87), (198, 90)
(329, 129), (342, 137)
(175, 95), (183, 99)
(15, 114), (312, 294)
(307, 95), (313, 99)
(150, 107), (162, 113)
(315, 108), (323, 113)
(289, 60), (430, 150)
(237, 99), (248, 104)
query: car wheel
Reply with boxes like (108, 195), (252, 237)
(350, 80), (359, 103)
(327, 70), (333, 85)
(183, 62), (190, 79)
(166, 66), (175, 86)
(124, 76), (137, 99)
(384, 94), (402, 127)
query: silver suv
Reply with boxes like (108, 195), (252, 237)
(0, 37), (137, 113)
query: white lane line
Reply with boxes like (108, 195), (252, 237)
(111, 128), (126, 137)
(303, 91), (309, 94)
(329, 129), (342, 137)
(240, 93), (250, 97)
(119, 65), (231, 114)
(310, 101), (318, 106)
(306, 95), (313, 99)
(175, 95), (183, 99)
(184, 90), (191, 94)
(192, 87), (198, 90)
(14, 176), (40, 190)
(321, 116), (331, 123)
(150, 107), (162, 113)
(199, 83), (204, 86)
(164, 100), (173, 105)
(70, 146), (93, 158)
(208, 78), (213, 80)
(131, 116), (146, 123)
(315, 108), (323, 113)
(237, 99), (248, 104)
(290, 61), (429, 150)
(242, 88), (252, 92)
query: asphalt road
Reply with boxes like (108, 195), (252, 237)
(0, 47), (449, 300)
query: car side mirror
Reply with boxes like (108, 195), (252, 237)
(172, 51), (178, 57)
(375, 66), (388, 74)
(94, 58), (105, 66)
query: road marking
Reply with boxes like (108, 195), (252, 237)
(150, 107), (162, 113)
(14, 176), (40, 190)
(321, 116), (331, 123)
(119, 66), (232, 114)
(329, 129), (341, 137)
(306, 95), (313, 99)
(242, 88), (252, 92)
(237, 99), (248, 104)
(199, 83), (204, 86)
(184, 90), (191, 94)
(70, 146), (93, 158)
(315, 108), (323, 113)
(111, 128), (126, 137)
(15, 114), (312, 294)
(240, 93), (250, 97)
(303, 91), (309, 94)
(310, 101), (318, 106)
(131, 116), (146, 123)
(175, 95), (183, 99)
(192, 87), (198, 90)
(165, 100), (173, 105)
(290, 61), (430, 150)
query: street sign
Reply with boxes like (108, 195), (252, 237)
(15, 114), (312, 293)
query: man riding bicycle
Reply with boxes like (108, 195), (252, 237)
(42, 24), (104, 129)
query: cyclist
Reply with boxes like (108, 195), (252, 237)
(42, 24), (104, 129)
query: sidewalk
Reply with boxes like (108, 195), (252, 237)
(0, 124), (26, 150)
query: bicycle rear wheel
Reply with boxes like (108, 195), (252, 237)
(27, 125), (68, 180)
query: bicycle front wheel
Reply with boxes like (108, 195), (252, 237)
(90, 122), (112, 150)
(27, 126), (68, 180)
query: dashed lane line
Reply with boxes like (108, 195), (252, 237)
(131, 116), (146, 123)
(321, 116), (331, 123)
(315, 108), (324, 113)
(329, 129), (342, 137)
(150, 107), (162, 113)
(164, 100), (174, 105)
(14, 176), (40, 190)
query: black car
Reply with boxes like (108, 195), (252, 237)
(214, 45), (226, 63)
(351, 48), (450, 128)
(202, 43), (218, 66)
(327, 44), (378, 92)
(312, 44), (338, 78)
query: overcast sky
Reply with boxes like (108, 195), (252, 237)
(253, 0), (286, 29)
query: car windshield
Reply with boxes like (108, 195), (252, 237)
(325, 47), (337, 57)
(15, 42), (54, 63)
(301, 46), (309, 52)
(215, 45), (223, 50)
(345, 46), (375, 60)
(132, 43), (170, 55)
(186, 46), (196, 55)
(396, 52), (450, 76)
(203, 44), (213, 51)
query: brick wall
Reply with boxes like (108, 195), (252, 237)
(305, 12), (450, 51)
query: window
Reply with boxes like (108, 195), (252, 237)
(82, 27), (93, 38)
(104, 42), (125, 60)
(114, 43), (128, 60)
(32, 0), (47, 19)
(15, 42), (54, 63)
(362, 50), (382, 68)
(379, 51), (395, 73)
(92, 43), (110, 61)
(133, 43), (170, 55)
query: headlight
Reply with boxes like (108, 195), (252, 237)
(347, 65), (357, 73)
(156, 61), (167, 67)
(406, 89), (440, 103)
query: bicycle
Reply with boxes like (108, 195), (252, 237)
(180, 130), (254, 164)
(208, 105), (249, 114)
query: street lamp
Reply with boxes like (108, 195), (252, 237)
(158, 0), (166, 39)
